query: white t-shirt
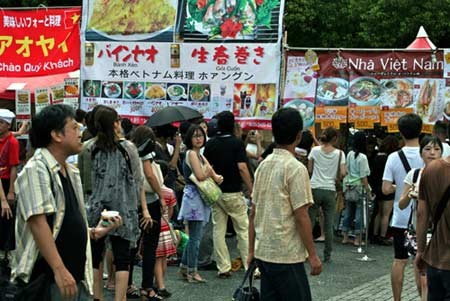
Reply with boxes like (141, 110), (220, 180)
(442, 143), (450, 158)
(308, 146), (345, 191)
(382, 146), (423, 228)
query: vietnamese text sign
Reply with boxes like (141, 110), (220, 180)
(0, 8), (81, 77)
(315, 106), (347, 129)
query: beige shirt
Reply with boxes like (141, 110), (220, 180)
(12, 148), (93, 294)
(253, 148), (314, 264)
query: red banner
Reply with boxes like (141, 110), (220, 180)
(0, 8), (81, 77)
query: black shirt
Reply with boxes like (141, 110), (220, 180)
(55, 171), (87, 282)
(203, 134), (248, 193)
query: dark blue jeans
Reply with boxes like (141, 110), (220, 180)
(427, 266), (450, 301)
(256, 259), (312, 301)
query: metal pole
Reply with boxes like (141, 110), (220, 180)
(356, 190), (375, 262)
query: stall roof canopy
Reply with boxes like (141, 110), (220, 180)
(407, 26), (437, 50)
(0, 71), (79, 101)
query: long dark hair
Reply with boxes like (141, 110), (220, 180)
(131, 125), (156, 157)
(352, 131), (367, 159)
(94, 106), (119, 152)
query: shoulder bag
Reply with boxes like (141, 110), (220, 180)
(186, 150), (222, 206)
(142, 160), (164, 193)
(335, 150), (345, 212)
(232, 260), (260, 301)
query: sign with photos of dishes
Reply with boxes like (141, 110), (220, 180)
(284, 50), (447, 129)
(0, 7), (81, 77)
(80, 42), (281, 128)
(15, 90), (31, 118)
(35, 87), (50, 114)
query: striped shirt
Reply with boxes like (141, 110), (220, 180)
(253, 148), (314, 264)
(12, 148), (93, 294)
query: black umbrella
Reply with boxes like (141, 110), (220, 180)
(145, 105), (203, 127)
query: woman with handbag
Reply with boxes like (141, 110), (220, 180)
(398, 135), (442, 301)
(178, 124), (223, 283)
(341, 132), (371, 246)
(308, 127), (346, 263)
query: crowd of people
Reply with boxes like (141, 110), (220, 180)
(0, 104), (449, 301)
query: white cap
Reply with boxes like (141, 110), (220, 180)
(0, 109), (15, 124)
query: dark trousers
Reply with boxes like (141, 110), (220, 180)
(256, 259), (312, 301)
(0, 179), (14, 251)
(140, 201), (161, 289)
(427, 266), (450, 301)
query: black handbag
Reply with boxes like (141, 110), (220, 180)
(0, 253), (51, 301)
(232, 261), (260, 301)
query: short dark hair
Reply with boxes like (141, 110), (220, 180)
(297, 130), (314, 151)
(272, 108), (303, 145)
(153, 124), (177, 139)
(433, 120), (447, 138)
(216, 111), (235, 134)
(30, 104), (75, 148)
(184, 124), (206, 150)
(121, 117), (133, 137)
(420, 135), (443, 155)
(352, 131), (367, 158)
(397, 113), (422, 140)
(75, 109), (87, 123)
(379, 135), (399, 154)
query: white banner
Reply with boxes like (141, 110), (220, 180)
(80, 42), (280, 127)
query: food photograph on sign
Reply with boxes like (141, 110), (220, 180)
(233, 83), (256, 117)
(315, 77), (349, 106)
(254, 84), (276, 117)
(348, 77), (382, 107)
(124, 82), (145, 99)
(83, 80), (102, 97)
(189, 84), (210, 102)
(145, 83), (167, 100)
(36, 90), (50, 104)
(283, 99), (315, 129)
(181, 0), (281, 40)
(85, 0), (177, 41)
(284, 65), (318, 100)
(102, 81), (123, 98)
(166, 83), (188, 101)
(65, 83), (80, 97)
(379, 78), (413, 108)
(414, 79), (444, 123)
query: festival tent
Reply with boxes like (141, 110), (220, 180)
(0, 71), (79, 106)
(406, 26), (437, 50)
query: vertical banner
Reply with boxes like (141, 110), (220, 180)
(0, 8), (81, 77)
(35, 88), (50, 113)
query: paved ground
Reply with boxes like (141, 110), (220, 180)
(103, 237), (420, 301)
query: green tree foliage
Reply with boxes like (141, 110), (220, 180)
(284, 0), (450, 48)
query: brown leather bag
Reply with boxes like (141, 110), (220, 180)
(335, 150), (343, 192)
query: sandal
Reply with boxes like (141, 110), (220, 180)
(158, 288), (172, 298)
(126, 285), (140, 299)
(140, 289), (163, 301)
(187, 273), (207, 283)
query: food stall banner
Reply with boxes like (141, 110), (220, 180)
(80, 42), (280, 127)
(284, 50), (447, 128)
(0, 8), (81, 77)
(81, 0), (178, 42)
